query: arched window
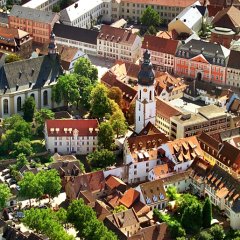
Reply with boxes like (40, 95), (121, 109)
(149, 91), (152, 101)
(17, 96), (21, 112)
(30, 93), (35, 100)
(3, 99), (8, 114)
(43, 90), (48, 106)
(139, 90), (141, 100)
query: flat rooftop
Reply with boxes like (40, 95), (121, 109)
(171, 112), (208, 126)
(198, 105), (228, 119)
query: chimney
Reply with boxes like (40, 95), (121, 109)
(74, 3), (78, 8)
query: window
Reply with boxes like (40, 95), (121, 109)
(30, 93), (35, 100)
(17, 96), (21, 112)
(139, 90), (141, 100)
(43, 90), (48, 106)
(149, 91), (152, 101)
(3, 99), (8, 114)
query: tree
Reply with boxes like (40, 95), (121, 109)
(3, 114), (24, 131)
(18, 172), (43, 206)
(169, 221), (186, 239)
(87, 149), (116, 169)
(110, 109), (128, 138)
(98, 122), (115, 150)
(198, 231), (213, 240)
(34, 109), (54, 136)
(166, 186), (180, 201)
(74, 57), (98, 83)
(126, 103), (135, 125)
(141, 6), (161, 28)
(12, 139), (33, 157)
(113, 205), (128, 213)
(0, 183), (11, 210)
(181, 202), (202, 234)
(5, 53), (22, 63)
(202, 197), (212, 228)
(15, 153), (28, 170)
(52, 4), (60, 12)
(177, 193), (199, 215)
(52, 74), (80, 106)
(108, 87), (123, 107)
(147, 25), (157, 35)
(90, 84), (112, 118)
(23, 97), (36, 122)
(210, 225), (225, 240)
(37, 170), (61, 202)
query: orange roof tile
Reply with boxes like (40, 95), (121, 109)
(119, 188), (140, 208)
(105, 175), (126, 190)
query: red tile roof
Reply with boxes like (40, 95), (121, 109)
(45, 119), (99, 137)
(142, 35), (179, 55)
(105, 175), (126, 190)
(119, 188), (140, 208)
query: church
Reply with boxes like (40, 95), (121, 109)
(0, 32), (63, 119)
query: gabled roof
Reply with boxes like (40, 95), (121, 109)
(53, 23), (98, 45)
(142, 35), (179, 55)
(212, 6), (240, 32)
(227, 50), (240, 69)
(0, 54), (62, 93)
(105, 175), (126, 190)
(45, 119), (99, 137)
(10, 5), (58, 24)
(190, 54), (209, 63)
(119, 188), (140, 208)
(138, 122), (162, 136)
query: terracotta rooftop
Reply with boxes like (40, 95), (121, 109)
(156, 98), (181, 120)
(161, 170), (191, 185)
(119, 188), (140, 208)
(142, 35), (179, 55)
(157, 29), (179, 40)
(152, 164), (170, 178)
(138, 122), (162, 136)
(105, 175), (126, 190)
(45, 119), (99, 137)
(98, 25), (138, 45)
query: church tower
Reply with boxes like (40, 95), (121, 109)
(135, 49), (156, 134)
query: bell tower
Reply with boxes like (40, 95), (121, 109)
(135, 49), (156, 134)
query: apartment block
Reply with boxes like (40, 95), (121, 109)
(22, 0), (61, 11)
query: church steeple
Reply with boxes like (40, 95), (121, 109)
(48, 31), (57, 56)
(135, 49), (156, 134)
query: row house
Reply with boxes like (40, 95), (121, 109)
(155, 98), (182, 137)
(0, 26), (32, 58)
(110, 0), (200, 24)
(60, 0), (108, 29)
(142, 34), (179, 73)
(23, 0), (61, 11)
(97, 25), (141, 63)
(198, 132), (240, 175)
(123, 125), (169, 183)
(170, 105), (231, 139)
(9, 5), (59, 43)
(53, 23), (98, 56)
(159, 136), (203, 172)
(189, 158), (240, 230)
(175, 39), (230, 85)
(45, 119), (99, 155)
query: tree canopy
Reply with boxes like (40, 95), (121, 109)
(141, 6), (161, 28)
(98, 122), (115, 150)
(12, 139), (33, 157)
(5, 53), (22, 63)
(0, 183), (11, 210)
(108, 87), (123, 108)
(202, 197), (212, 228)
(23, 96), (36, 122)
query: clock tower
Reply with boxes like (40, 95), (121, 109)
(135, 49), (156, 134)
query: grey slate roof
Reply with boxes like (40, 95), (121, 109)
(176, 39), (230, 66)
(53, 23), (98, 45)
(9, 5), (59, 24)
(227, 50), (240, 69)
(0, 54), (62, 94)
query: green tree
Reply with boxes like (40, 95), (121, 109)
(52, 4), (60, 12)
(98, 122), (115, 150)
(198, 231), (213, 240)
(37, 170), (61, 202)
(110, 109), (128, 138)
(34, 109), (55, 136)
(15, 153), (28, 170)
(202, 197), (212, 228)
(113, 205), (128, 213)
(166, 186), (180, 201)
(141, 6), (161, 28)
(0, 183), (11, 210)
(181, 202), (202, 234)
(5, 53), (22, 63)
(147, 25), (157, 35)
(90, 84), (112, 118)
(18, 172), (43, 206)
(210, 225), (225, 240)
(108, 87), (123, 107)
(126, 103), (135, 125)
(3, 114), (24, 131)
(177, 193), (199, 214)
(74, 57), (98, 83)
(52, 74), (80, 106)
(23, 96), (36, 122)
(87, 149), (116, 169)
(12, 139), (33, 157)
(169, 221), (186, 239)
